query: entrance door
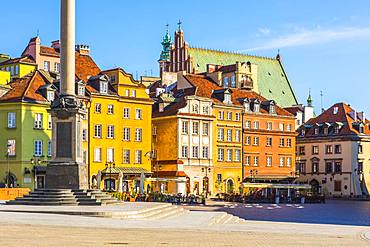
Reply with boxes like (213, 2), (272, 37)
(203, 177), (209, 195)
(226, 179), (234, 194)
(310, 179), (320, 195)
(193, 182), (199, 195)
(36, 175), (45, 189)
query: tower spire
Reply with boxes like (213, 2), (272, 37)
(177, 19), (182, 32)
(307, 88), (313, 107)
(159, 23), (172, 62)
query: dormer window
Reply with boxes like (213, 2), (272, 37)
(243, 99), (250, 112)
(300, 129), (305, 136)
(223, 77), (229, 88)
(110, 75), (116, 83)
(359, 124), (364, 134)
(224, 94), (232, 104)
(100, 81), (108, 94)
(192, 104), (199, 113)
(269, 104), (276, 114)
(254, 103), (260, 113)
(230, 75), (236, 88)
(47, 90), (54, 102)
(314, 128), (319, 135)
(334, 126), (340, 134)
(323, 127), (328, 135)
(203, 106), (209, 115)
(78, 85), (85, 96)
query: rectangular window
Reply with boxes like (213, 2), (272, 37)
(245, 156), (251, 166)
(279, 157), (285, 167)
(279, 138), (285, 147)
(235, 130), (241, 142)
(7, 112), (16, 128)
(312, 162), (319, 173)
(47, 141), (52, 157)
(298, 146), (305, 155)
(107, 125), (114, 138)
(202, 146), (209, 159)
(135, 150), (142, 164)
(107, 104), (114, 114)
(123, 108), (130, 118)
(152, 126), (157, 135)
(100, 82), (108, 94)
(182, 121), (189, 134)
(227, 129), (232, 142)
(218, 128), (224, 141)
(334, 144), (342, 154)
(217, 174), (222, 183)
(227, 112), (232, 120)
(245, 136), (251, 145)
(131, 90), (136, 97)
(287, 157), (292, 167)
(123, 149), (130, 164)
(94, 124), (102, 138)
(181, 146), (188, 158)
(287, 138), (292, 147)
(123, 128), (130, 141)
(95, 103), (101, 113)
(253, 137), (259, 146)
(358, 145), (363, 154)
(135, 109), (142, 119)
(267, 122), (273, 130)
(325, 162), (333, 173)
(287, 124), (292, 132)
(217, 148), (224, 161)
(125, 89), (130, 97)
(235, 149), (241, 162)
(266, 137), (272, 147)
(34, 113), (43, 129)
(192, 146), (199, 158)
(266, 156), (272, 167)
(218, 111), (224, 120)
(107, 148), (114, 162)
(202, 123), (209, 135)
(47, 91), (54, 101)
(334, 180), (341, 192)
(235, 113), (240, 121)
(135, 128), (142, 142)
(192, 122), (199, 135)
(34, 140), (43, 157)
(245, 121), (251, 129)
(44, 61), (50, 71)
(279, 123), (284, 131)
(253, 156), (259, 166)
(48, 114), (52, 129)
(312, 146), (319, 155)
(7, 139), (16, 156)
(226, 149), (232, 161)
(253, 121), (259, 129)
(94, 147), (102, 162)
(334, 161), (342, 173)
(325, 145), (333, 154)
(82, 129), (87, 141)
(54, 62), (60, 72)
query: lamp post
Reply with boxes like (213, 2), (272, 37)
(202, 166), (211, 198)
(31, 157), (42, 189)
(153, 163), (162, 192)
(105, 161), (115, 191)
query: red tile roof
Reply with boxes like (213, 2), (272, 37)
(0, 56), (36, 66)
(75, 52), (101, 82)
(184, 74), (292, 116)
(0, 70), (49, 103)
(300, 103), (370, 136)
(40, 46), (60, 57)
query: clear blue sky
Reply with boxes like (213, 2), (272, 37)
(1, 0), (370, 114)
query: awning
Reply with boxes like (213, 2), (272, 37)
(152, 171), (188, 177)
(101, 167), (151, 175)
(242, 182), (311, 189)
(146, 177), (187, 183)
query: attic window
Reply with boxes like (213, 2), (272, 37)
(314, 128), (319, 135)
(254, 103), (260, 113)
(78, 85), (85, 96)
(192, 104), (199, 113)
(334, 126), (340, 134)
(224, 94), (232, 104)
(269, 104), (276, 114)
(100, 81), (108, 94)
(47, 90), (54, 102)
(333, 107), (339, 115)
(300, 129), (305, 136)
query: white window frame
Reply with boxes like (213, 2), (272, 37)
(107, 125), (114, 139)
(123, 149), (130, 164)
(135, 150), (142, 164)
(123, 108), (130, 119)
(34, 140), (43, 157)
(135, 128), (142, 142)
(135, 109), (142, 120)
(94, 147), (102, 162)
(94, 124), (102, 138)
(123, 127), (130, 141)
(7, 112), (16, 128)
(34, 113), (43, 129)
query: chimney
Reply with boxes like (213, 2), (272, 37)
(75, 44), (90, 55)
(51, 40), (61, 50)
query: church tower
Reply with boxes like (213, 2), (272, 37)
(158, 25), (172, 76)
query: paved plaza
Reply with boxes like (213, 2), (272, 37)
(0, 200), (369, 246)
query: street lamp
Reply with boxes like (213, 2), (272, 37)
(31, 157), (43, 189)
(153, 163), (162, 192)
(6, 143), (11, 188)
(201, 167), (211, 198)
(105, 162), (115, 191)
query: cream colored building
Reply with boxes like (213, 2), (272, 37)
(296, 103), (370, 197)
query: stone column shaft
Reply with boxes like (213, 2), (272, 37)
(60, 0), (75, 96)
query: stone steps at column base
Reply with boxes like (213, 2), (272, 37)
(210, 212), (247, 225)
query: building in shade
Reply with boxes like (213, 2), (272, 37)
(158, 23), (298, 108)
(296, 103), (370, 197)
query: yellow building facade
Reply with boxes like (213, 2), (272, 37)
(87, 68), (153, 192)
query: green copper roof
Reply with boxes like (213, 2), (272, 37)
(188, 47), (298, 107)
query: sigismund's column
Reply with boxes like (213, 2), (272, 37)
(45, 0), (88, 189)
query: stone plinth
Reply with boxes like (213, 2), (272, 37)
(46, 162), (88, 189)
